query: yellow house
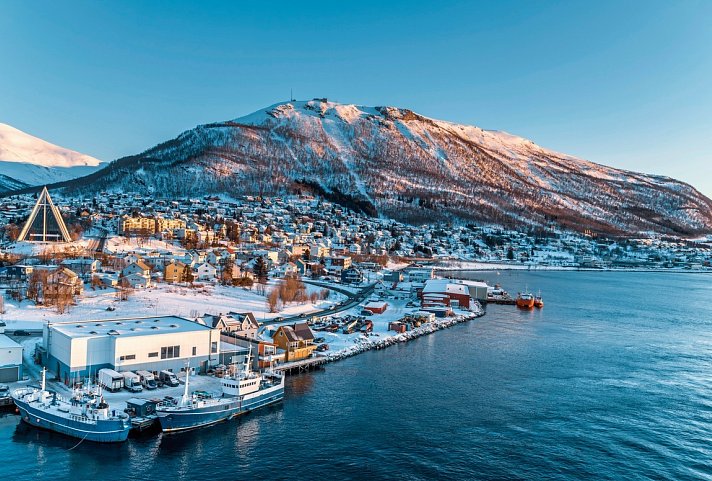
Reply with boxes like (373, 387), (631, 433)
(272, 323), (316, 362)
(164, 261), (189, 283)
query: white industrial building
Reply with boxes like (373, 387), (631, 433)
(0, 334), (23, 382)
(40, 316), (221, 385)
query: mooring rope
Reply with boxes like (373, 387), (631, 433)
(67, 432), (89, 451)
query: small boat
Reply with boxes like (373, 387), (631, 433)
(534, 291), (544, 308)
(156, 355), (284, 433)
(12, 369), (131, 443)
(516, 292), (535, 309)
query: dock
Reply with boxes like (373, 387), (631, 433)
(487, 297), (516, 305)
(273, 357), (328, 374)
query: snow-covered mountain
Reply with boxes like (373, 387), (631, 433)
(0, 122), (103, 187)
(0, 173), (28, 193)
(60, 99), (712, 236)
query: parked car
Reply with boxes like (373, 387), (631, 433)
(159, 370), (180, 387)
(13, 329), (31, 336)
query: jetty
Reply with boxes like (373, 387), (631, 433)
(487, 297), (516, 305)
(274, 357), (328, 374)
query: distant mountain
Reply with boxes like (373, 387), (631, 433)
(0, 122), (103, 186)
(0, 173), (28, 193)
(53, 100), (712, 235)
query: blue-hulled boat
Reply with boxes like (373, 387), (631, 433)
(12, 369), (131, 443)
(156, 360), (284, 433)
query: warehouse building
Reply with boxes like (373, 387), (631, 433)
(420, 279), (489, 309)
(0, 334), (23, 382)
(40, 316), (221, 385)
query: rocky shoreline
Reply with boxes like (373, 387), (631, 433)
(319, 305), (485, 363)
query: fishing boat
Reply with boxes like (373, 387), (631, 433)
(534, 291), (544, 308)
(516, 292), (535, 309)
(12, 369), (131, 443)
(156, 356), (285, 433)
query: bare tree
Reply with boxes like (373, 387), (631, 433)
(267, 288), (281, 313)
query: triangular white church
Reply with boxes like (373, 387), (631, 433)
(17, 186), (72, 243)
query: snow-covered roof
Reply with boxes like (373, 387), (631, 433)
(50, 315), (213, 339)
(0, 334), (21, 349)
(421, 279), (469, 296)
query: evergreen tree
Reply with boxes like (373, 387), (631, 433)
(254, 256), (269, 284)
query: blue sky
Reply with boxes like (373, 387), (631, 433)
(2, 1), (712, 196)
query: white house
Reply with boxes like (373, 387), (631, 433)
(123, 273), (151, 289)
(194, 262), (218, 281)
(122, 261), (151, 278)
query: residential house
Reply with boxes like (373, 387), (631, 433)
(194, 262), (218, 281)
(61, 258), (101, 281)
(123, 272), (151, 289)
(341, 266), (364, 284)
(44, 267), (84, 300)
(122, 261), (152, 278)
(164, 261), (191, 283)
(272, 323), (316, 362)
(205, 312), (259, 338)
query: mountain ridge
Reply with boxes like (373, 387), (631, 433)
(12, 100), (712, 236)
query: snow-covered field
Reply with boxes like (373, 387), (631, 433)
(104, 235), (188, 255)
(0, 281), (346, 330)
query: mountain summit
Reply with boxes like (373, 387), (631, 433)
(60, 99), (712, 236)
(0, 122), (103, 189)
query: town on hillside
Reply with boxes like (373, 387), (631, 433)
(0, 189), (710, 380)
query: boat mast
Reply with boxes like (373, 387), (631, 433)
(41, 367), (46, 391)
(182, 362), (191, 406)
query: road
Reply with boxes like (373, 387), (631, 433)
(86, 227), (108, 253)
(257, 281), (378, 334)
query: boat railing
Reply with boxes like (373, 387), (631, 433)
(70, 413), (99, 425)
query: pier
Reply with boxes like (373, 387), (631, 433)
(487, 297), (516, 305)
(274, 357), (328, 375)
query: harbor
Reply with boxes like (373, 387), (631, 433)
(0, 270), (709, 480)
(1, 301), (487, 438)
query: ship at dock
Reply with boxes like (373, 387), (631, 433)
(516, 292), (536, 309)
(11, 369), (131, 443)
(156, 358), (285, 433)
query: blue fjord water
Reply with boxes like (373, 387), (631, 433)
(2, 271), (712, 480)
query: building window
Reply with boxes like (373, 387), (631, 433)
(161, 345), (181, 359)
(192, 347), (197, 356)
(148, 352), (158, 358)
(120, 354), (136, 361)
(211, 342), (218, 354)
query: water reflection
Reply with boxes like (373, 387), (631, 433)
(285, 371), (316, 396)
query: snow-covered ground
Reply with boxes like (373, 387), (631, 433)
(3, 239), (92, 257)
(104, 235), (188, 255)
(0, 281), (347, 330)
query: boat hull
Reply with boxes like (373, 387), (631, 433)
(516, 299), (535, 309)
(13, 397), (130, 443)
(157, 384), (284, 433)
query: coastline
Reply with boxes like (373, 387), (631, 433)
(433, 261), (712, 274)
(317, 306), (485, 364)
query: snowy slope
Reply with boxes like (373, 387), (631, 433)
(0, 122), (103, 186)
(0, 172), (28, 193)
(59, 100), (712, 236)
